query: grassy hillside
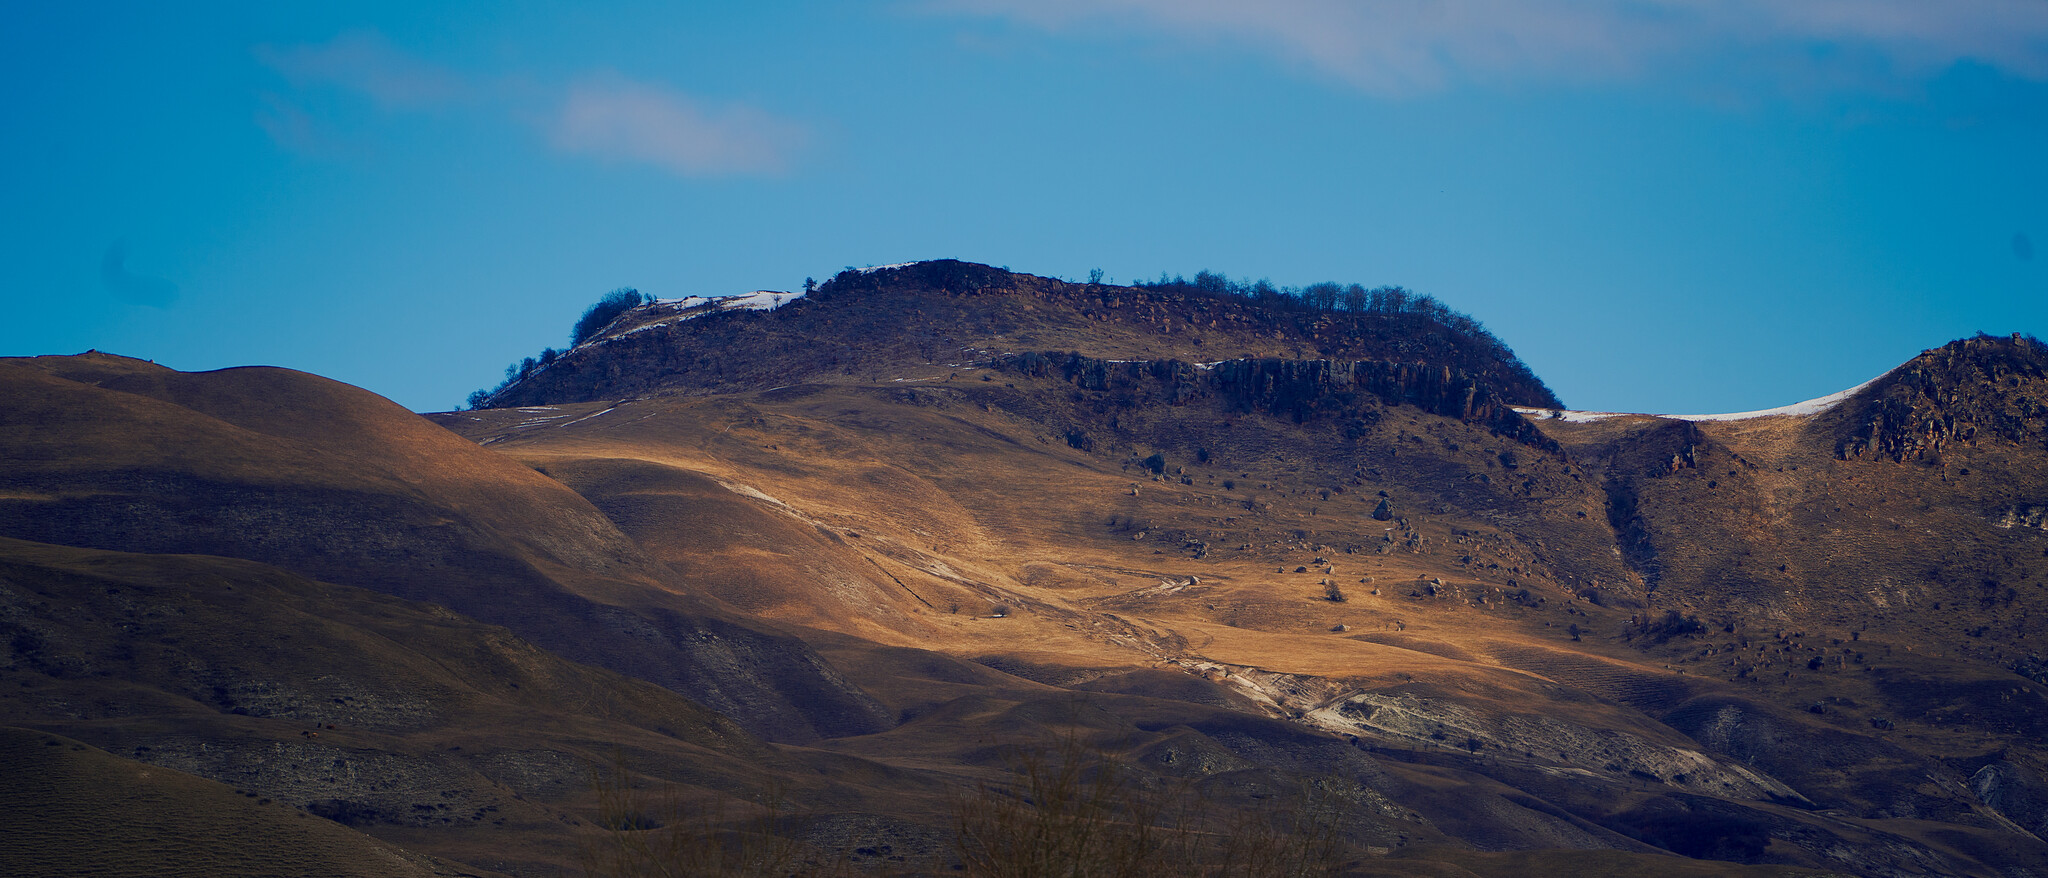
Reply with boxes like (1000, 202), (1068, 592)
(0, 352), (890, 745)
(8, 329), (2048, 874)
(0, 538), (777, 874)
(438, 332), (2048, 875)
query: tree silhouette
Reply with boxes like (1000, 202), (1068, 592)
(572, 287), (648, 347)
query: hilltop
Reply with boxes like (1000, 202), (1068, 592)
(479, 260), (1561, 411)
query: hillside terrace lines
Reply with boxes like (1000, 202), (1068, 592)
(510, 407), (570, 430)
(554, 406), (616, 428)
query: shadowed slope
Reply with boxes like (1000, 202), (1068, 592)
(0, 536), (945, 874)
(0, 536), (1077, 875)
(0, 727), (490, 878)
(0, 353), (889, 744)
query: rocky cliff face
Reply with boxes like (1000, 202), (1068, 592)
(992, 351), (1558, 451)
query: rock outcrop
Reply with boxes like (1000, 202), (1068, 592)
(992, 351), (1560, 452)
(1837, 334), (2048, 463)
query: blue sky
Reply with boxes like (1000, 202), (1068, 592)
(6, 2), (2045, 413)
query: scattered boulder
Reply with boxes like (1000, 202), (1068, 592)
(1971, 761), (2048, 836)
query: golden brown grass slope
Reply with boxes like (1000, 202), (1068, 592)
(440, 333), (2048, 876)
(0, 352), (890, 744)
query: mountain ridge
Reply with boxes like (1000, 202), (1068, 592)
(5, 276), (2047, 875)
(482, 260), (1562, 411)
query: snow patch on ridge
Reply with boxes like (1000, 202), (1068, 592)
(1655, 371), (1890, 421)
(648, 289), (803, 314)
(720, 290), (804, 311)
(1511, 408), (1628, 423)
(588, 290), (807, 346)
(1514, 369), (1894, 424)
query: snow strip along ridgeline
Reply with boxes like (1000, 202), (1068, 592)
(589, 290), (807, 346)
(1513, 368), (1894, 424)
(648, 289), (804, 315)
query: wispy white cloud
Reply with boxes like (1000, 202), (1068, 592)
(550, 76), (803, 176)
(101, 239), (179, 308)
(926, 0), (2048, 96)
(251, 91), (362, 158)
(254, 30), (471, 109)
(253, 32), (803, 176)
